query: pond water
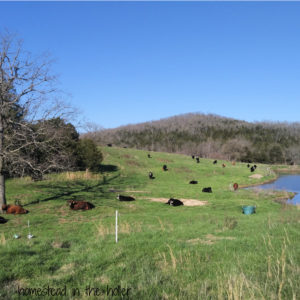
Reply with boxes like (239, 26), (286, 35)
(247, 174), (300, 205)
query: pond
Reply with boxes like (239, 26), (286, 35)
(246, 174), (300, 205)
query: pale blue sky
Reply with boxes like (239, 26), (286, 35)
(1, 2), (300, 129)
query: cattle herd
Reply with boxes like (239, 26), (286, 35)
(0, 151), (258, 221)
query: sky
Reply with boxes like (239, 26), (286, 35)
(1, 1), (300, 130)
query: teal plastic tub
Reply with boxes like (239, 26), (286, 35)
(242, 206), (256, 215)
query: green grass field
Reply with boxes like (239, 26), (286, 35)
(0, 147), (299, 299)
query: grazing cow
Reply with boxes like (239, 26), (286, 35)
(222, 164), (226, 168)
(250, 166), (255, 172)
(163, 165), (168, 171)
(2, 204), (28, 214)
(213, 160), (217, 164)
(192, 155), (195, 159)
(233, 183), (239, 191)
(189, 180), (198, 184)
(149, 171), (155, 179)
(196, 157), (200, 163)
(247, 164), (250, 168)
(107, 144), (112, 147)
(232, 161), (236, 166)
(123, 146), (127, 148)
(202, 187), (212, 193)
(67, 200), (94, 210)
(0, 216), (8, 224)
(166, 198), (184, 206)
(117, 195), (135, 202)
(254, 165), (257, 169)
(148, 154), (151, 158)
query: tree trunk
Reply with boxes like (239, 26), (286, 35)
(0, 112), (6, 207)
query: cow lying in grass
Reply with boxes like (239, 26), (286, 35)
(117, 195), (135, 201)
(0, 216), (8, 224)
(67, 200), (94, 210)
(163, 165), (168, 171)
(2, 204), (29, 214)
(189, 180), (198, 184)
(166, 198), (184, 206)
(202, 187), (212, 193)
(213, 160), (217, 164)
(149, 172), (155, 179)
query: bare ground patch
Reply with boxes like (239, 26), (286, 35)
(157, 158), (174, 163)
(147, 197), (208, 207)
(187, 234), (235, 245)
(249, 174), (263, 179)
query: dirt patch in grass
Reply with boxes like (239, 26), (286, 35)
(121, 154), (133, 159)
(147, 198), (208, 207)
(249, 174), (263, 179)
(125, 160), (142, 167)
(157, 158), (174, 163)
(174, 167), (192, 173)
(187, 234), (235, 245)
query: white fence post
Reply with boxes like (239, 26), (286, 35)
(115, 210), (118, 243)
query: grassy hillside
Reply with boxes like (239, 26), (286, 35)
(0, 147), (299, 299)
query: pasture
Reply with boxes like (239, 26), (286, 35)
(0, 147), (299, 299)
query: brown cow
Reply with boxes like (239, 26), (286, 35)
(222, 164), (226, 168)
(233, 183), (239, 191)
(67, 200), (94, 210)
(2, 204), (28, 214)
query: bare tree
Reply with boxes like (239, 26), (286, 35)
(0, 31), (75, 207)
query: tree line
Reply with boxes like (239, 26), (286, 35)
(0, 31), (102, 207)
(84, 113), (300, 165)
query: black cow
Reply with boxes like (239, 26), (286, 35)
(202, 187), (212, 193)
(213, 160), (217, 164)
(247, 164), (250, 168)
(149, 172), (155, 179)
(163, 165), (168, 171)
(196, 157), (200, 163)
(189, 180), (198, 184)
(117, 195), (135, 201)
(166, 198), (184, 206)
(250, 166), (255, 172)
(192, 155), (195, 159)
(107, 144), (112, 147)
(0, 216), (8, 224)
(254, 165), (257, 169)
(148, 154), (152, 158)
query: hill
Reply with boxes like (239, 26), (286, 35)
(0, 147), (299, 299)
(84, 113), (300, 164)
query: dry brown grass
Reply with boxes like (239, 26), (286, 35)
(59, 170), (102, 181)
(94, 220), (142, 238)
(0, 232), (6, 245)
(186, 234), (235, 245)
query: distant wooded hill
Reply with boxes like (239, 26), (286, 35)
(82, 113), (300, 165)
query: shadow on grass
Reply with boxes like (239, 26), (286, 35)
(25, 174), (120, 206)
(99, 164), (118, 173)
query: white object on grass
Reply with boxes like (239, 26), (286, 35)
(115, 210), (118, 243)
